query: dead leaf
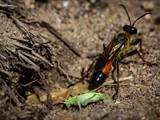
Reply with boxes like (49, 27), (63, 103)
(51, 88), (69, 104)
(26, 94), (40, 104)
(68, 82), (88, 96)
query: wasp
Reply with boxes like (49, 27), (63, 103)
(88, 5), (156, 97)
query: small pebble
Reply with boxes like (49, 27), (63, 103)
(24, 0), (35, 9)
(26, 94), (40, 104)
(63, 0), (69, 8)
(90, 0), (97, 4)
(144, 14), (151, 21)
(141, 1), (154, 11)
(154, 16), (160, 25)
(39, 92), (48, 102)
(115, 101), (120, 104)
(0, 90), (5, 96)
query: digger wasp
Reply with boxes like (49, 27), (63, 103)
(88, 4), (156, 97)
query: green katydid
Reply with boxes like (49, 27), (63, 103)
(64, 91), (111, 109)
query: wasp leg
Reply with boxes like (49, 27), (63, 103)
(103, 43), (108, 56)
(103, 43), (107, 51)
(116, 61), (120, 97)
(131, 38), (143, 54)
(126, 49), (157, 66)
(81, 59), (97, 80)
(112, 60), (119, 100)
(111, 63), (116, 99)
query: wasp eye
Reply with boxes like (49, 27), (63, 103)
(123, 25), (137, 35)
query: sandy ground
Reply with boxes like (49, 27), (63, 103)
(0, 0), (160, 120)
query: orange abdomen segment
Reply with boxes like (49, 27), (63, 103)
(102, 60), (113, 75)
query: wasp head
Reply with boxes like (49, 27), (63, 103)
(120, 4), (151, 35)
(123, 25), (137, 35)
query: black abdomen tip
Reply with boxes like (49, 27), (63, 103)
(89, 71), (106, 90)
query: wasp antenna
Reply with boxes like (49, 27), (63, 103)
(132, 12), (151, 26)
(119, 4), (132, 25)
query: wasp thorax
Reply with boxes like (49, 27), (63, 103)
(123, 25), (137, 35)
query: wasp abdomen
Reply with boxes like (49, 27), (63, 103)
(89, 71), (106, 89)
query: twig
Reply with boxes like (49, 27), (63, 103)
(56, 60), (73, 84)
(105, 75), (133, 84)
(93, 75), (133, 91)
(2, 80), (22, 106)
(20, 51), (39, 62)
(10, 37), (31, 45)
(0, 69), (12, 78)
(0, 53), (7, 60)
(12, 41), (33, 51)
(10, 16), (29, 34)
(20, 79), (38, 87)
(31, 51), (54, 67)
(9, 16), (35, 43)
(38, 21), (81, 57)
(12, 42), (53, 67)
(15, 62), (39, 72)
(5, 47), (18, 58)
(0, 4), (17, 10)
(18, 51), (40, 71)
